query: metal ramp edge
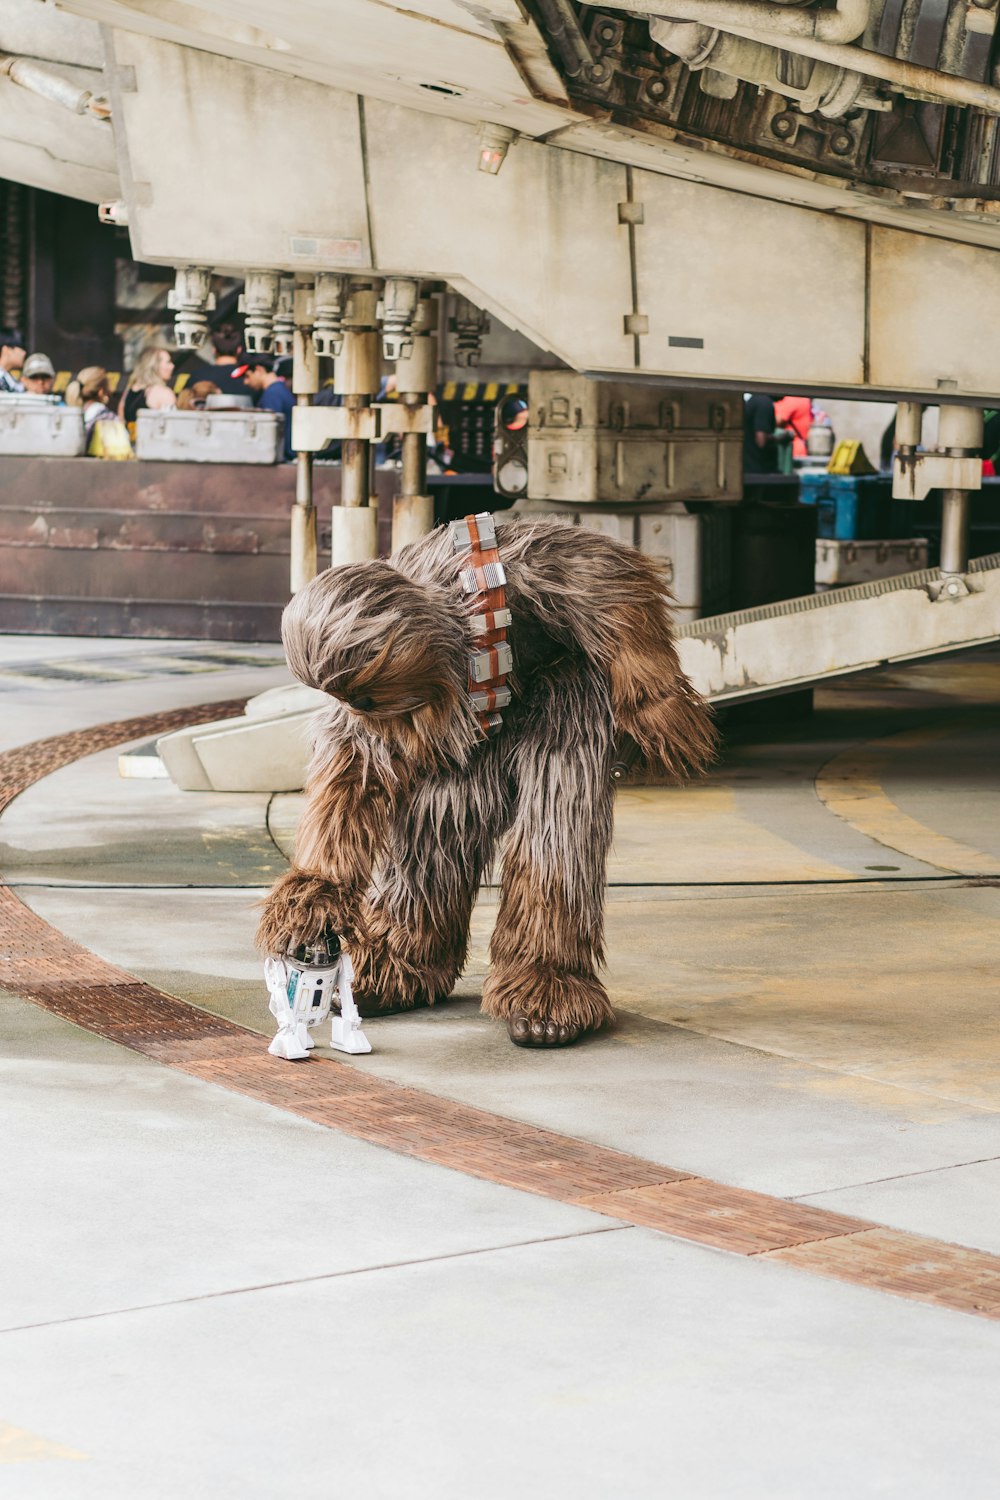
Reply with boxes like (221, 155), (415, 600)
(676, 552), (1000, 704)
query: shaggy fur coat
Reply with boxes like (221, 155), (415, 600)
(258, 517), (715, 1047)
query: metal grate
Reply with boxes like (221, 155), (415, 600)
(677, 551), (1000, 640)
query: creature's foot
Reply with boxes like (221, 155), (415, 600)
(349, 920), (462, 1018)
(483, 965), (614, 1049)
(507, 1016), (584, 1048)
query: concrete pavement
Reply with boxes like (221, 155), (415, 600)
(3, 635), (1000, 1496)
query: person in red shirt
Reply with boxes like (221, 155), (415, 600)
(774, 395), (813, 459)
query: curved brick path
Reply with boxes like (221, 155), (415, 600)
(3, 704), (1000, 1321)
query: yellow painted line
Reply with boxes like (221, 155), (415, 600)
(442, 382), (457, 401)
(611, 785), (854, 884)
(0, 1422), (88, 1463)
(816, 723), (1000, 876)
(462, 381), (478, 401)
(125, 655), (221, 675)
(42, 660), (139, 680)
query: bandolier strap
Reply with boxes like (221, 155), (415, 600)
(449, 511), (513, 737)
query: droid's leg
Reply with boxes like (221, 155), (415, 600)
(482, 659), (616, 1047)
(350, 751), (510, 1010)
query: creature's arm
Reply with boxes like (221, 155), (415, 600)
(508, 525), (717, 781)
(257, 728), (399, 956)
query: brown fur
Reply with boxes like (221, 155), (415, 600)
(258, 518), (715, 1041)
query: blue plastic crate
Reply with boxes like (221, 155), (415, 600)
(798, 473), (907, 540)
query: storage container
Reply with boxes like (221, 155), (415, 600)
(799, 473), (910, 541)
(815, 537), (929, 588)
(0, 396), (85, 456)
(136, 408), (282, 464)
(526, 372), (741, 505)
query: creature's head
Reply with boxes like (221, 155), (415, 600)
(281, 560), (468, 764)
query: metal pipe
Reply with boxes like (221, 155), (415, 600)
(534, 0), (597, 78)
(940, 489), (971, 575)
(650, 18), (863, 114)
(291, 431), (318, 595)
(333, 282), (381, 564)
(938, 404), (984, 452)
(391, 292), (437, 553)
(290, 313), (319, 594)
(895, 401), (922, 450)
(0, 54), (110, 117)
(937, 406), (981, 577)
(400, 423), (427, 499)
(641, 0), (869, 46)
(341, 402), (370, 509)
(632, 0), (1000, 112)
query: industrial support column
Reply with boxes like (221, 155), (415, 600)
(937, 404), (983, 579)
(392, 292), (438, 552)
(333, 280), (381, 566)
(290, 284), (319, 593)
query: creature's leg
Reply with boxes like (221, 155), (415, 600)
(257, 730), (394, 959)
(483, 659), (616, 1048)
(350, 751), (509, 1010)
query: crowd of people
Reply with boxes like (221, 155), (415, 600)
(0, 322), (301, 461)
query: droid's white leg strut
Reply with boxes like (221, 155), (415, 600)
(330, 952), (372, 1055)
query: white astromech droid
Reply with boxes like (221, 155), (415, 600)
(265, 930), (372, 1061)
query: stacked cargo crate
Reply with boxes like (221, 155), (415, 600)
(798, 473), (928, 588)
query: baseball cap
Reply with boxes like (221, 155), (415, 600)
(23, 353), (55, 379)
(230, 352), (273, 378)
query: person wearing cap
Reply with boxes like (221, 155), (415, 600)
(21, 353), (57, 397)
(0, 328), (26, 392)
(236, 352), (295, 461)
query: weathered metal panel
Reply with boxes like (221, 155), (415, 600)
(635, 172), (867, 387)
(869, 227), (1000, 396)
(0, 457), (396, 641)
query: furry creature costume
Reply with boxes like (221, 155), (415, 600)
(257, 516), (715, 1048)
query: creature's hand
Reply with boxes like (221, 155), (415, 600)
(612, 681), (717, 784)
(256, 869), (357, 956)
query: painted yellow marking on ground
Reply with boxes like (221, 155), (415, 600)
(816, 724), (1000, 876)
(0, 1422), (88, 1463)
(42, 660), (139, 680)
(611, 785), (854, 884)
(598, 887), (1000, 1113)
(125, 655), (222, 675)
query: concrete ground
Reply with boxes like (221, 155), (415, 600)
(3, 634), (1000, 1497)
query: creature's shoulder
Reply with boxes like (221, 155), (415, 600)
(497, 514), (659, 582)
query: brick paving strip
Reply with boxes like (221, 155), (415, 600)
(3, 704), (1000, 1321)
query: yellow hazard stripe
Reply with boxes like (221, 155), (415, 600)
(440, 381), (527, 403)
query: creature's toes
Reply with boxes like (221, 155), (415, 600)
(507, 1015), (583, 1048)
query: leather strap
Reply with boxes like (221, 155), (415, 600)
(450, 511), (512, 737)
